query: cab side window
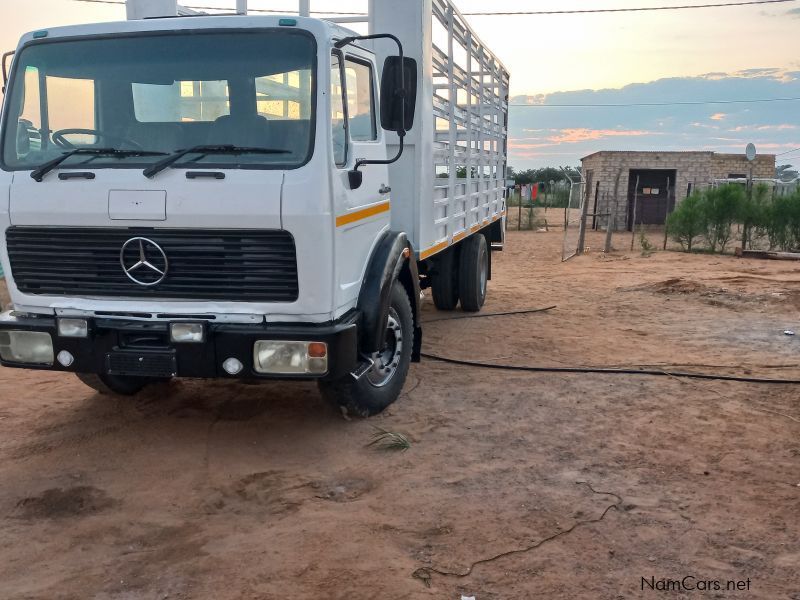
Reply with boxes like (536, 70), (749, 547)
(331, 53), (347, 167)
(344, 58), (376, 142)
(15, 66), (43, 156)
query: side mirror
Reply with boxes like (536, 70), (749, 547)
(348, 169), (363, 190)
(380, 56), (417, 134)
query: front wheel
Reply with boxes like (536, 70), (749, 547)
(319, 282), (414, 417)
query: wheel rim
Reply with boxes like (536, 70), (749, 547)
(479, 247), (488, 298)
(366, 309), (403, 388)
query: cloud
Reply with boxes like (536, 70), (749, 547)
(508, 141), (555, 151)
(548, 128), (654, 143)
(690, 122), (720, 130)
(699, 67), (798, 82)
(731, 124), (798, 132)
(507, 68), (800, 169)
(511, 128), (656, 147)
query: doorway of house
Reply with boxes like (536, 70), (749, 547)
(627, 169), (677, 231)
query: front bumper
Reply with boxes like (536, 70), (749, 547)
(0, 311), (359, 381)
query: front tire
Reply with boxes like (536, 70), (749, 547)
(75, 372), (156, 396)
(319, 282), (414, 417)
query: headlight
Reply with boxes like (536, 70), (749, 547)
(58, 318), (89, 338)
(170, 322), (205, 344)
(253, 341), (328, 375)
(0, 330), (54, 365)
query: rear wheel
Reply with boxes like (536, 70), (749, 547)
(75, 372), (159, 396)
(431, 247), (460, 311)
(459, 234), (489, 312)
(319, 282), (414, 417)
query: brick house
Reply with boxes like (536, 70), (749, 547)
(580, 151), (776, 231)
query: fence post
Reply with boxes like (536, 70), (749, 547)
(576, 187), (591, 255)
(630, 175), (640, 251)
(662, 178), (672, 251)
(605, 198), (616, 254)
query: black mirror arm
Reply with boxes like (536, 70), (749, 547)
(348, 136), (404, 191)
(354, 135), (405, 172)
(2, 50), (15, 94)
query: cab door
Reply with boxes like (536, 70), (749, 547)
(331, 50), (390, 312)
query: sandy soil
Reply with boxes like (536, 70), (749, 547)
(1, 229), (799, 599)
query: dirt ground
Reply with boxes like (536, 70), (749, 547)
(1, 229), (799, 600)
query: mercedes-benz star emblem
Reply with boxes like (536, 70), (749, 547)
(120, 237), (169, 287)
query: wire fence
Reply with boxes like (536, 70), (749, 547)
(560, 175), (800, 259)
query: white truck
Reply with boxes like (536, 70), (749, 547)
(0, 0), (509, 416)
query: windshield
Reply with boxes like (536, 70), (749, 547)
(2, 30), (317, 171)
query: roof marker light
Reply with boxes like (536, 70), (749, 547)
(279, 18), (297, 26)
(33, 31), (49, 39)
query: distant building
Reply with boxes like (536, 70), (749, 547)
(580, 151), (776, 231)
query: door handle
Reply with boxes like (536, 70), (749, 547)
(379, 185), (392, 195)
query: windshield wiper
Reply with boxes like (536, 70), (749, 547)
(143, 145), (291, 179)
(31, 148), (167, 182)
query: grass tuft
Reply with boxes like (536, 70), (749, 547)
(366, 427), (411, 452)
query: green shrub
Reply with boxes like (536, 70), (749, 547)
(786, 191), (800, 251)
(764, 194), (791, 250)
(762, 189), (800, 251)
(738, 184), (770, 250)
(665, 185), (800, 254)
(667, 193), (706, 252)
(702, 184), (745, 253)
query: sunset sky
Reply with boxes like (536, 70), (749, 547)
(1, 0), (799, 169)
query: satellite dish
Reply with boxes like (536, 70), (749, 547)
(746, 143), (757, 162)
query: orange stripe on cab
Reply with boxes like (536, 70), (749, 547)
(336, 201), (391, 228)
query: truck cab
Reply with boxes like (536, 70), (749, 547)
(0, 0), (509, 416)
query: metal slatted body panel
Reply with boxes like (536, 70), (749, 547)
(431, 0), (509, 245)
(6, 227), (299, 302)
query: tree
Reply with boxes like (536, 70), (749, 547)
(703, 185), (745, 253)
(667, 193), (706, 252)
(738, 183), (770, 250)
(776, 164), (799, 181)
(507, 166), (581, 187)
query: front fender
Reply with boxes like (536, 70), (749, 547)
(357, 231), (421, 360)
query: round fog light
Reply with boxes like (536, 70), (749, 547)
(57, 350), (75, 367)
(223, 357), (244, 375)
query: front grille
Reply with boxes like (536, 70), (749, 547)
(5, 227), (299, 302)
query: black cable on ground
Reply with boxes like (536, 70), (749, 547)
(422, 305), (557, 324)
(422, 305), (800, 384)
(421, 353), (800, 385)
